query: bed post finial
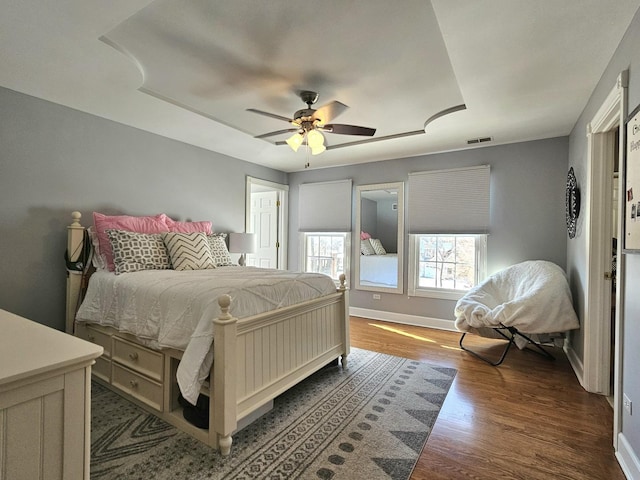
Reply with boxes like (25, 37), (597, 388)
(218, 294), (232, 320)
(338, 274), (347, 291)
(71, 211), (82, 227)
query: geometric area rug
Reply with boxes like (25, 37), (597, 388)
(90, 348), (457, 480)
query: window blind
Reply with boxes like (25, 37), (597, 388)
(408, 165), (490, 234)
(298, 179), (353, 232)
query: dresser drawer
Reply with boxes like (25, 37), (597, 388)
(76, 323), (112, 358)
(92, 356), (111, 383)
(112, 337), (163, 382)
(112, 364), (163, 411)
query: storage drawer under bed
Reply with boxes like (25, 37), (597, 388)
(112, 363), (163, 411)
(76, 323), (112, 358)
(112, 336), (163, 382)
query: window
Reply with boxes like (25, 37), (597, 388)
(409, 234), (486, 300)
(298, 179), (353, 284)
(407, 165), (490, 300)
(302, 233), (350, 282)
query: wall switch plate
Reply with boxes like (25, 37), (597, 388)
(373, 294), (381, 300)
(624, 393), (632, 415)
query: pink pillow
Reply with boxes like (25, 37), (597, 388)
(93, 212), (170, 272)
(361, 231), (372, 240)
(165, 217), (213, 234)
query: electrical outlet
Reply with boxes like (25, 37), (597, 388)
(624, 393), (633, 415)
(373, 294), (381, 300)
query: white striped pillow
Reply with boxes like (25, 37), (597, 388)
(162, 232), (216, 271)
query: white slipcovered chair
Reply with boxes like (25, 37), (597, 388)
(454, 260), (580, 365)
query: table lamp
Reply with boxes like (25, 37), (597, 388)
(229, 232), (256, 266)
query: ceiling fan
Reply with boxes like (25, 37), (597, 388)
(247, 91), (376, 155)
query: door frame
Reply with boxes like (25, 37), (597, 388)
(245, 176), (289, 270)
(583, 70), (627, 448)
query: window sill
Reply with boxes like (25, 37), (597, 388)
(408, 288), (467, 301)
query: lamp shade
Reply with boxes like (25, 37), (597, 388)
(286, 132), (304, 152)
(228, 232), (256, 254)
(306, 129), (324, 148)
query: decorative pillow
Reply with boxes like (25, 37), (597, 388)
(360, 231), (372, 240)
(162, 232), (216, 271)
(165, 217), (213, 234)
(369, 238), (387, 255)
(208, 233), (234, 266)
(93, 212), (170, 272)
(106, 230), (172, 275)
(360, 238), (376, 255)
(87, 226), (106, 270)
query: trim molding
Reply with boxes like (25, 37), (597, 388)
(349, 307), (456, 331)
(564, 342), (584, 386)
(616, 433), (640, 480)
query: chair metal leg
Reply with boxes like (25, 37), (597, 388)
(459, 326), (555, 366)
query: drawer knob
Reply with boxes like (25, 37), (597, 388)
(129, 380), (138, 388)
(128, 352), (139, 361)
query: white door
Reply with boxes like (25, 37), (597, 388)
(247, 191), (279, 268)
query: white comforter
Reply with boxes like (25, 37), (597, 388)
(359, 254), (398, 286)
(76, 267), (337, 403)
(454, 260), (579, 335)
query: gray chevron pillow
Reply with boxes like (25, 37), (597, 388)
(162, 232), (216, 271)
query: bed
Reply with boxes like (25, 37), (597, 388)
(65, 211), (350, 455)
(453, 260), (579, 365)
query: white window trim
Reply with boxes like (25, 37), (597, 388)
(300, 232), (351, 285)
(408, 234), (487, 300)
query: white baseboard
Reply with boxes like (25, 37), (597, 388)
(349, 307), (456, 332)
(564, 341), (585, 388)
(617, 432), (640, 479)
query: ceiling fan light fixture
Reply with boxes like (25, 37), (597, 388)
(286, 132), (304, 152)
(306, 129), (325, 148)
(311, 144), (326, 155)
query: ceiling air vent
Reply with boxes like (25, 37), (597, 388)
(467, 136), (493, 145)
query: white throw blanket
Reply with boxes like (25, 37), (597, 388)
(454, 260), (579, 335)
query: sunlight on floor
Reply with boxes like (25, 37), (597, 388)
(369, 322), (437, 343)
(367, 322), (464, 352)
(367, 322), (464, 351)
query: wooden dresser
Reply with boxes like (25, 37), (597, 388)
(0, 309), (103, 480)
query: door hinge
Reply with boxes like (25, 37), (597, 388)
(276, 200), (281, 207)
(276, 241), (280, 248)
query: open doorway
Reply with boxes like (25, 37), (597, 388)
(245, 177), (289, 270)
(610, 127), (620, 400)
(582, 70), (627, 449)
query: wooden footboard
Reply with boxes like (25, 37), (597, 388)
(66, 212), (350, 455)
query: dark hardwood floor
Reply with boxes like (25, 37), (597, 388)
(350, 316), (624, 480)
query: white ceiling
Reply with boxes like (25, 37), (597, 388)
(2, 1), (638, 172)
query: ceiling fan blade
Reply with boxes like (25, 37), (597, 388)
(246, 108), (293, 123)
(323, 124), (376, 136)
(312, 101), (348, 124)
(255, 128), (299, 139)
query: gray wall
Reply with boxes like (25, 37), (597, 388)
(567, 6), (640, 457)
(0, 87), (286, 331)
(360, 198), (378, 239)
(377, 199), (398, 253)
(289, 137), (569, 320)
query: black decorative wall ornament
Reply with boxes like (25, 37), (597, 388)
(565, 167), (580, 239)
